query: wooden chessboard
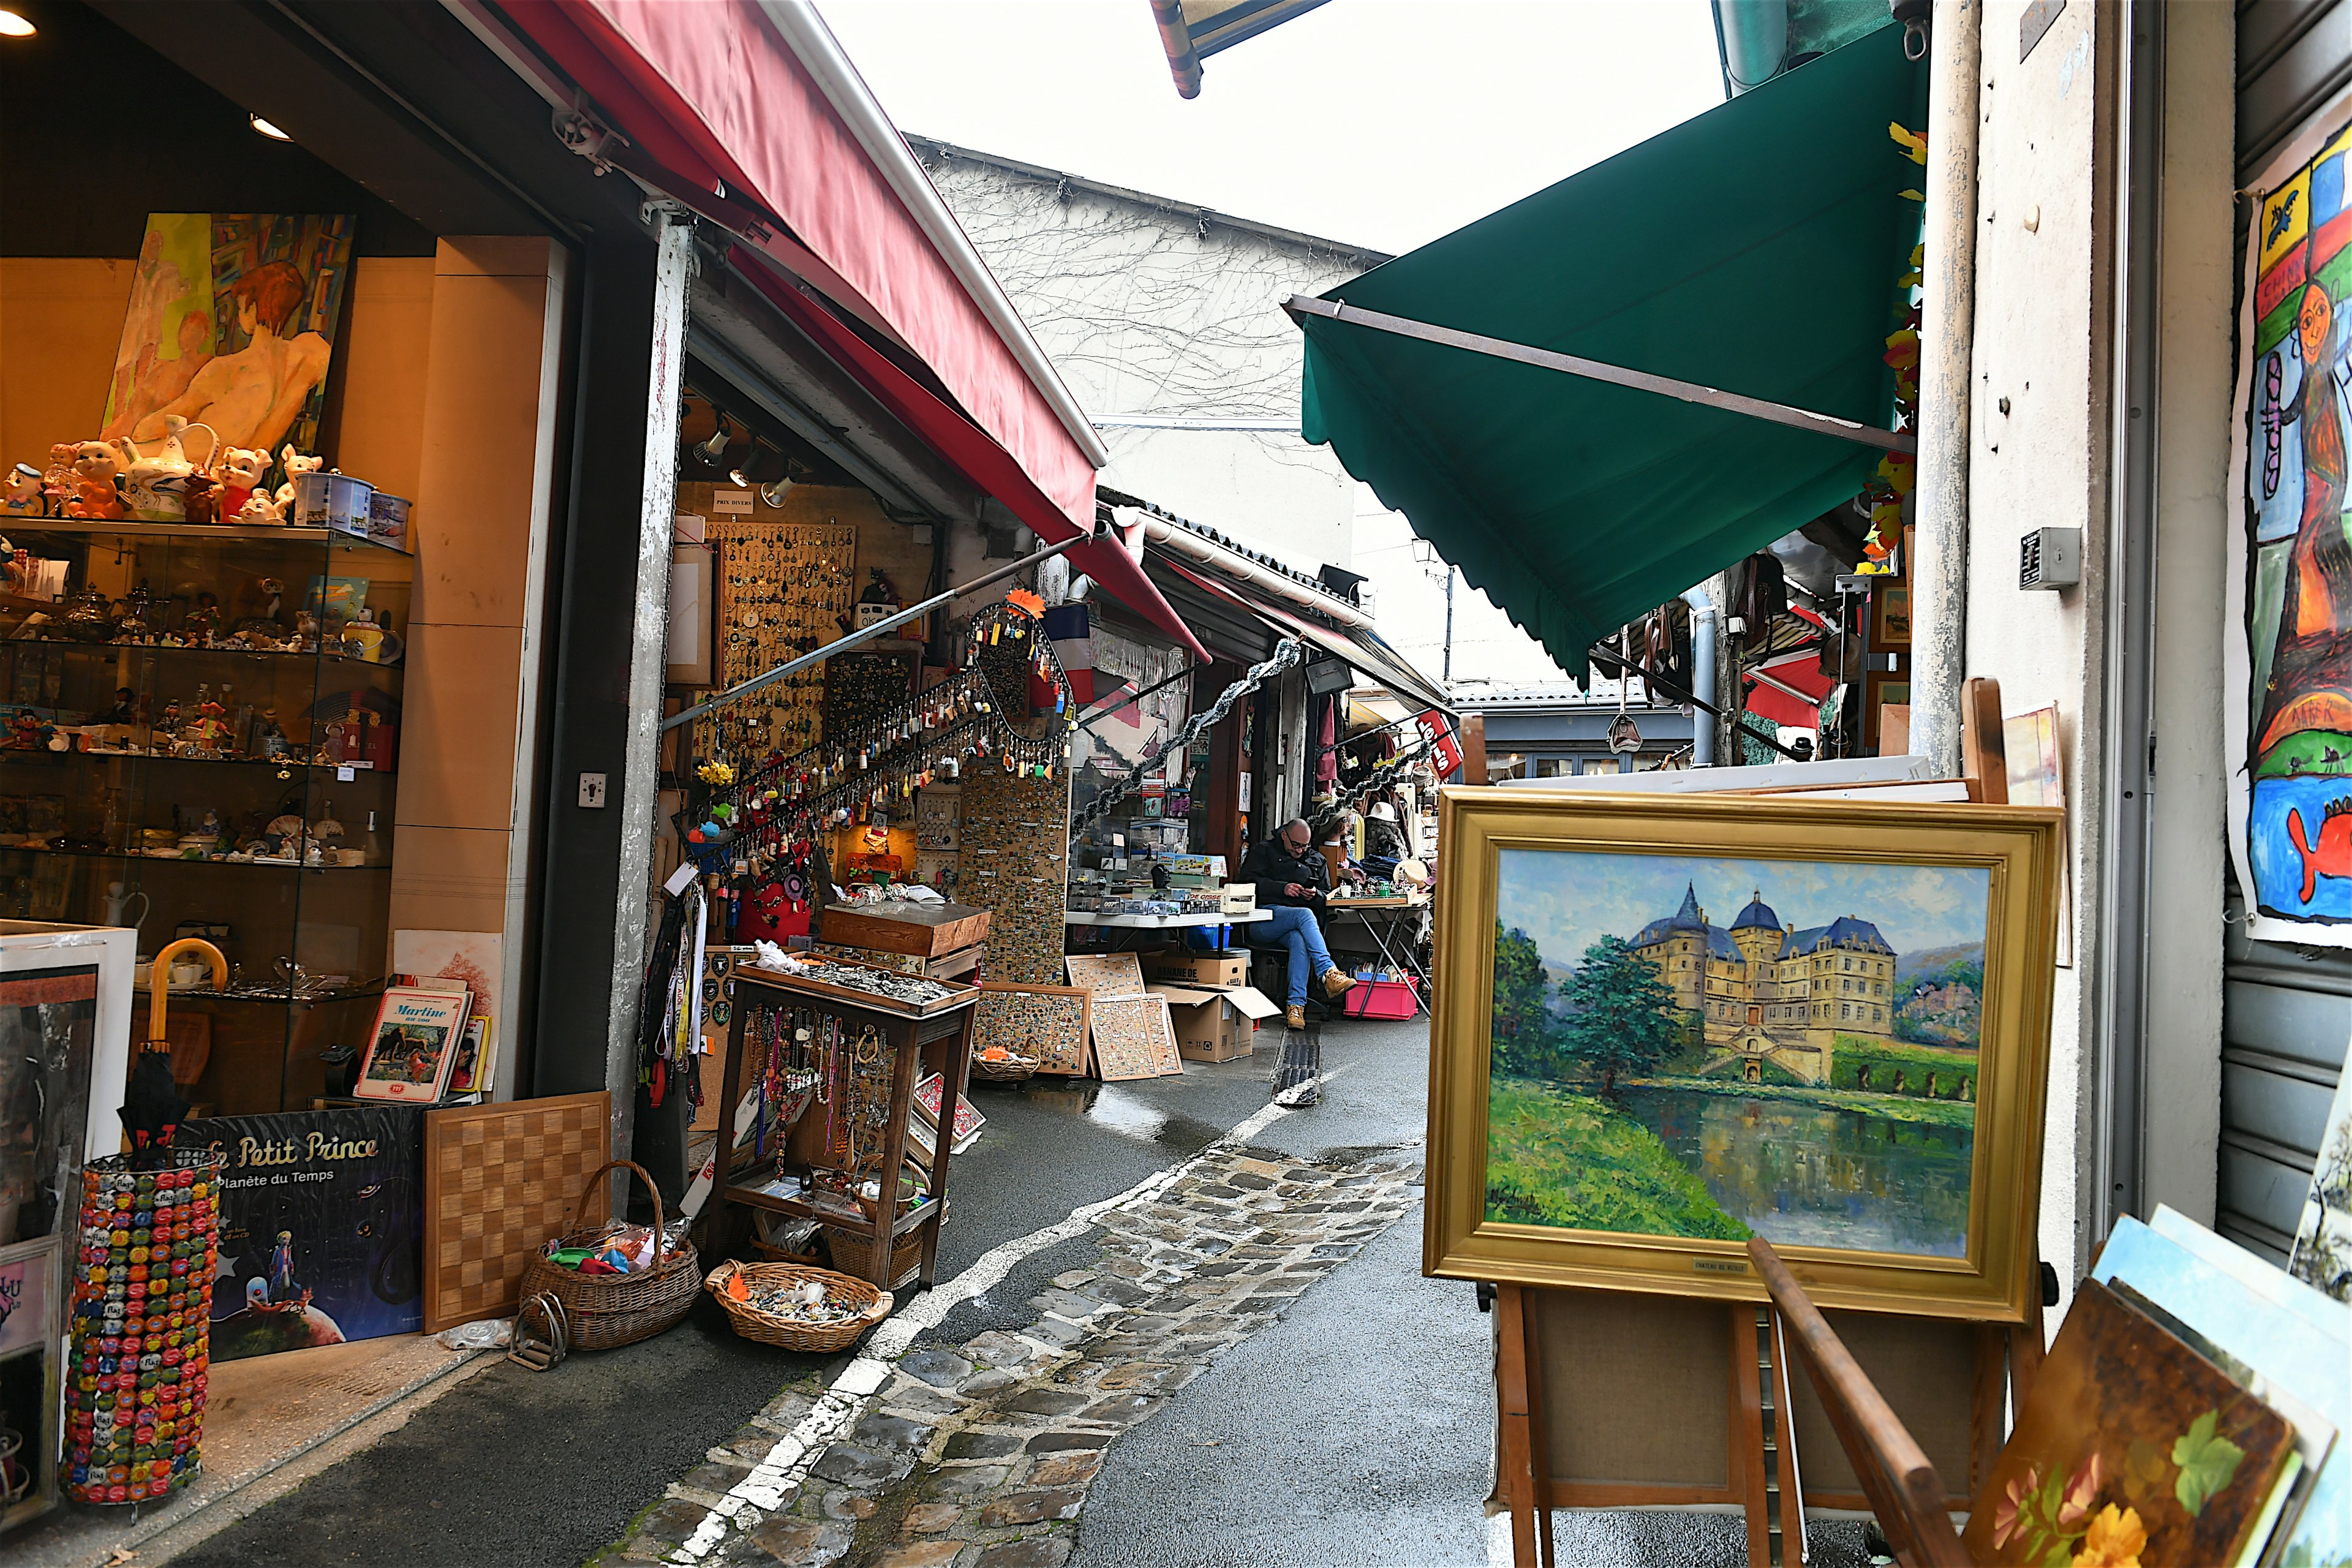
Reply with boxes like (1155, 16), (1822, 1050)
(420, 1091), (611, 1333)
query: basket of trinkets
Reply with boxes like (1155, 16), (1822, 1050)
(517, 1159), (699, 1351)
(705, 1260), (891, 1352)
(970, 1043), (1039, 1083)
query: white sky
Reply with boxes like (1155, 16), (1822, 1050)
(817, 0), (1724, 257)
(819, 0), (1727, 686)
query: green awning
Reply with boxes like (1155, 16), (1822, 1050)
(1298, 27), (1927, 678)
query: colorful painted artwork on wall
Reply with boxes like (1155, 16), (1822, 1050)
(100, 213), (357, 458)
(181, 1107), (424, 1360)
(1960, 1279), (2300, 1567)
(1483, 848), (1991, 1257)
(2231, 108), (2352, 947)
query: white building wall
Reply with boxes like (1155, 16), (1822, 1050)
(918, 143), (1577, 685)
(1965, 0), (2113, 1295)
(2141, 1), (2235, 1228)
(918, 148), (1362, 570)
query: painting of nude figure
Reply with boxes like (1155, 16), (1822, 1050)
(100, 213), (355, 460)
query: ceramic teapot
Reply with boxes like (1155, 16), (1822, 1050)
(113, 417), (219, 523)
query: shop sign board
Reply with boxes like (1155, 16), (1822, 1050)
(181, 1107), (424, 1360)
(1417, 709), (1463, 779)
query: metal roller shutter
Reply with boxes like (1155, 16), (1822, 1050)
(2220, 0), (2352, 1263)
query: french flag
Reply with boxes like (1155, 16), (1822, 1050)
(1042, 603), (1095, 709)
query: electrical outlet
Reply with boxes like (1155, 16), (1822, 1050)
(578, 772), (608, 809)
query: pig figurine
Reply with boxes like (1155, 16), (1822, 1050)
(66, 442), (127, 519)
(214, 446), (271, 521)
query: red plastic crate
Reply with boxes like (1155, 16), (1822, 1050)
(1341, 978), (1420, 1019)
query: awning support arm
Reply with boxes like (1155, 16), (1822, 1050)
(1283, 296), (1917, 454)
(662, 529), (1096, 733)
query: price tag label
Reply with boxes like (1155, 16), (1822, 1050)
(337, 766), (355, 782)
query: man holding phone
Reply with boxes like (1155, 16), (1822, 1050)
(1239, 816), (1359, 1028)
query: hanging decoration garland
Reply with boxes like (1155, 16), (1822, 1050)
(1072, 637), (1306, 831)
(681, 598), (1077, 886)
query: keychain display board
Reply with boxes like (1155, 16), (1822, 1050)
(1088, 994), (1182, 1081)
(974, 981), (1091, 1076)
(960, 760), (1072, 984)
(692, 516), (858, 766)
(822, 643), (922, 755)
(916, 784), (960, 895)
(713, 965), (978, 1292)
(419, 1091), (610, 1333)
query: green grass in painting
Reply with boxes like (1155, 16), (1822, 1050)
(1485, 1077), (1748, 1239)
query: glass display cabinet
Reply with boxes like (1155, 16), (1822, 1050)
(0, 520), (407, 1115)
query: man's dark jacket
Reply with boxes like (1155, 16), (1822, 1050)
(1238, 836), (1332, 909)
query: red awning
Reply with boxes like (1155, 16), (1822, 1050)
(729, 254), (1205, 658)
(500, 0), (1117, 551)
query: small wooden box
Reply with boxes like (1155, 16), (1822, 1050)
(818, 901), (991, 957)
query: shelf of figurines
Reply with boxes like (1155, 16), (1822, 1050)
(1, 517), (411, 556)
(3, 605), (406, 667)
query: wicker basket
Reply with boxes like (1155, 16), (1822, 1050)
(705, 1261), (891, 1352)
(970, 1049), (1038, 1084)
(823, 1219), (924, 1289)
(516, 1159), (701, 1351)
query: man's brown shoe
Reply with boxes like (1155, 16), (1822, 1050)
(1284, 1004), (1306, 1030)
(1322, 967), (1359, 1001)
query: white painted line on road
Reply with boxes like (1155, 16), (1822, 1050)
(665, 1066), (1355, 1562)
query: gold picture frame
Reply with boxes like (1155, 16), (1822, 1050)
(1426, 787), (2063, 1321)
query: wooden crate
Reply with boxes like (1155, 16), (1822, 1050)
(818, 901), (991, 957)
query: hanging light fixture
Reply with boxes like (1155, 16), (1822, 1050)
(0, 10), (36, 36)
(249, 113), (293, 141)
(694, 415), (731, 466)
(727, 437), (770, 489)
(758, 460), (805, 510)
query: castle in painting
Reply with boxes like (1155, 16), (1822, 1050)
(1627, 884), (1897, 1085)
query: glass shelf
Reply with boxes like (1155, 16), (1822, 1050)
(3, 636), (404, 675)
(135, 984), (385, 1006)
(2, 519), (410, 557)
(0, 844), (388, 870)
(0, 749), (393, 777)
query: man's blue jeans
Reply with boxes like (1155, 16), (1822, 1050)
(1260, 905), (1335, 1006)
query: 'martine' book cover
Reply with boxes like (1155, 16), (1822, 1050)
(355, 986), (470, 1102)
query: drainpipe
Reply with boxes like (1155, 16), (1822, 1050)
(1713, 0), (1790, 95)
(1911, 0), (1981, 775)
(1682, 589), (1719, 767)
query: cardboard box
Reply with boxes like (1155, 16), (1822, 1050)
(1145, 949), (1250, 989)
(1149, 983), (1280, 1062)
(1219, 884), (1257, 916)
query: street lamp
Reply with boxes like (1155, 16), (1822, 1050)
(1410, 537), (1456, 687)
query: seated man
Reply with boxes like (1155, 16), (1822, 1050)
(1238, 816), (1359, 1028)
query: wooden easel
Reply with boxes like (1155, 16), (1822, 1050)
(1490, 676), (2048, 1566)
(1493, 1276), (2046, 1568)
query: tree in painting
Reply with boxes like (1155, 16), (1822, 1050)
(1490, 921), (1557, 1079)
(1557, 935), (1683, 1095)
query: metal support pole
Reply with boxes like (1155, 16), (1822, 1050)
(1912, 0), (1981, 774)
(1442, 566), (1455, 686)
(663, 529), (1095, 732)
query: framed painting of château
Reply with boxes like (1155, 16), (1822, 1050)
(1425, 788), (2064, 1321)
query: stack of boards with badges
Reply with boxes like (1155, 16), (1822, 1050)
(1061, 954), (1183, 1082)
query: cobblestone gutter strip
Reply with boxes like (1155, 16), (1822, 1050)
(605, 1143), (1423, 1568)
